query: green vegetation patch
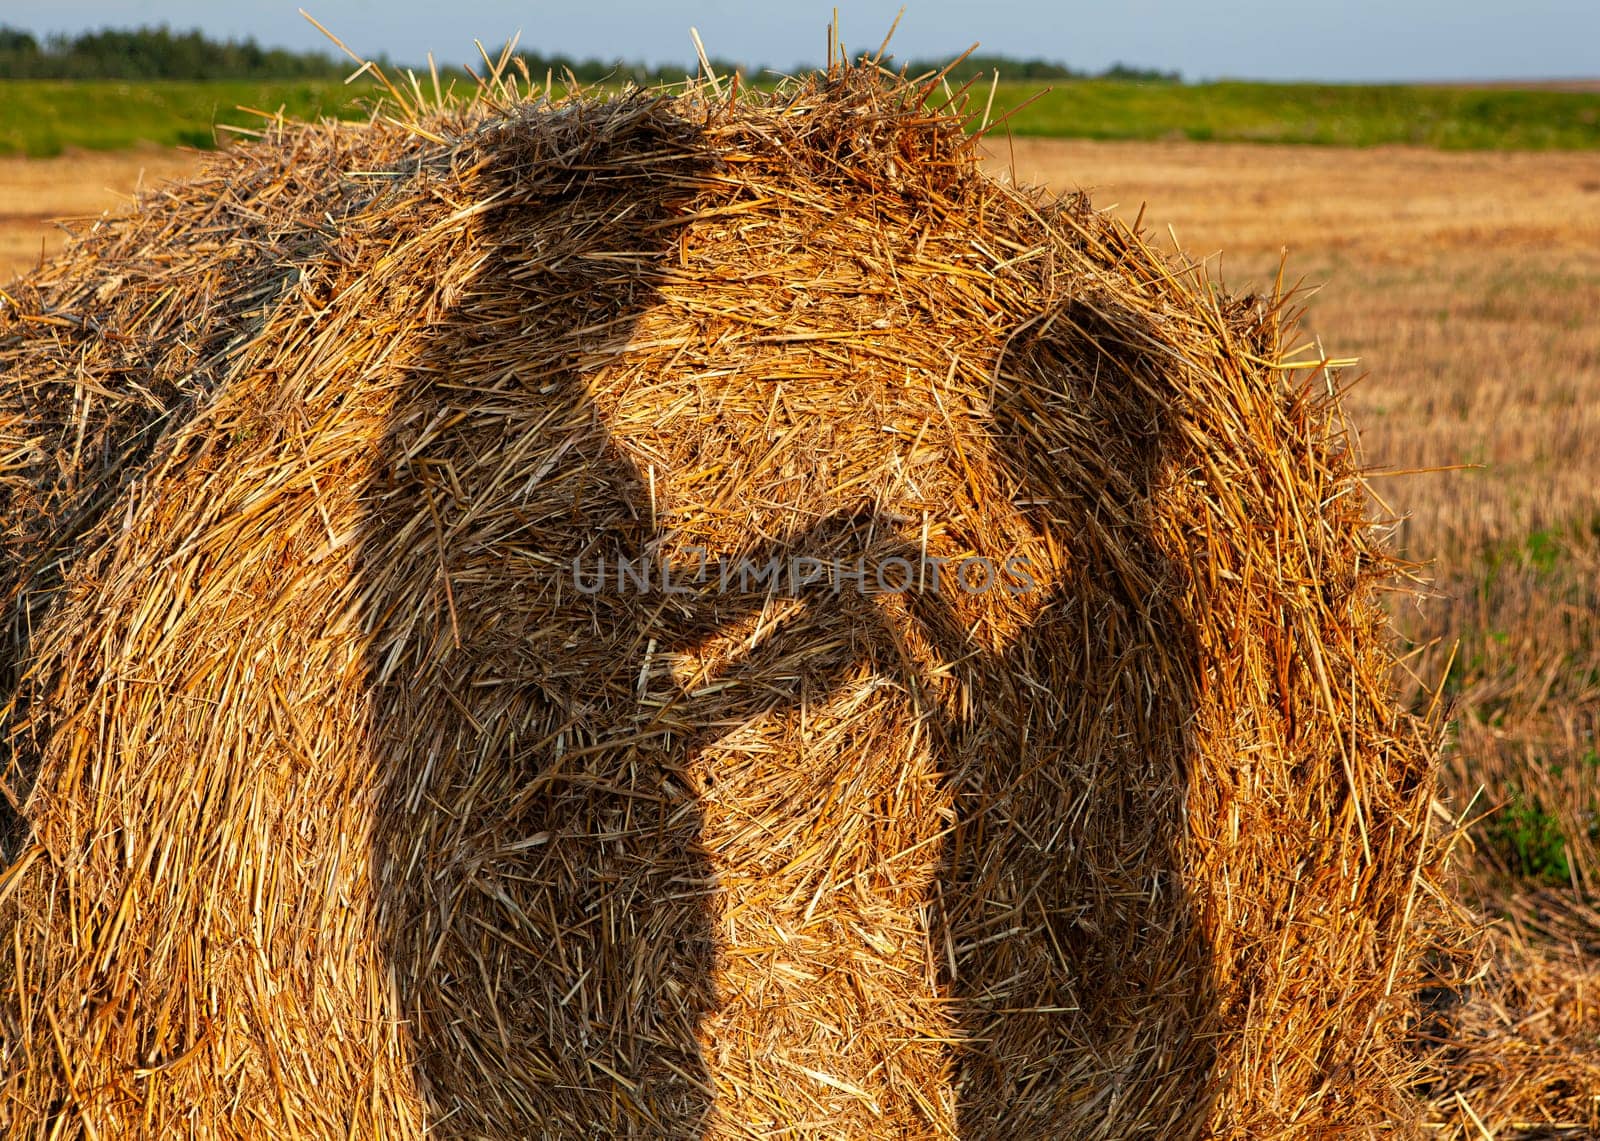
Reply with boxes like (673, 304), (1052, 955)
(3, 74), (1599, 158)
(986, 80), (1600, 150)
(0, 79), (371, 156)
(1486, 791), (1574, 885)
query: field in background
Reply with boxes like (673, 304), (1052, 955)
(0, 79), (360, 155)
(0, 151), (197, 274)
(993, 79), (1600, 148)
(5, 136), (1600, 946)
(2, 77), (1600, 155)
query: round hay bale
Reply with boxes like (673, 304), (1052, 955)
(0, 66), (1445, 1138)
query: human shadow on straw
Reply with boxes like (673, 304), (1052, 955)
(357, 106), (941, 1137)
(928, 299), (1223, 1138)
(360, 112), (1218, 1137)
(723, 299), (1223, 1136)
(356, 104), (727, 1137)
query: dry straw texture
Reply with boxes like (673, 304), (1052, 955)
(0, 60), (1449, 1137)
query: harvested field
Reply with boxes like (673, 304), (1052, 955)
(0, 149), (200, 279)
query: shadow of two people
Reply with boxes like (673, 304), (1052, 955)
(359, 100), (1216, 1138)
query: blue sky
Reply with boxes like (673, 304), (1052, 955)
(4, 1), (1597, 82)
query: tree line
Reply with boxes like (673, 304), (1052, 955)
(0, 26), (350, 80)
(891, 54), (1180, 84)
(0, 25), (1180, 85)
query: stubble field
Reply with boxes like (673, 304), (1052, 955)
(4, 136), (1599, 1092)
(0, 148), (198, 277)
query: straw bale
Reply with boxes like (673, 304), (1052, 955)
(0, 63), (1447, 1138)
